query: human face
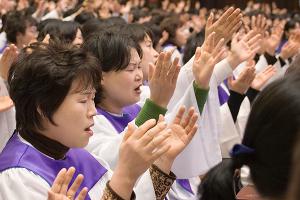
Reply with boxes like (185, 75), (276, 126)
(41, 80), (96, 148)
(139, 35), (159, 81)
(101, 49), (143, 113)
(72, 29), (83, 47)
(175, 25), (190, 47)
(18, 25), (38, 47)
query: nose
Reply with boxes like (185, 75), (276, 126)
(153, 48), (159, 60)
(88, 101), (97, 118)
(136, 68), (143, 81)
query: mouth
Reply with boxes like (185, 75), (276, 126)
(84, 124), (94, 136)
(134, 84), (142, 94)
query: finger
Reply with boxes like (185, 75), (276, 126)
(60, 167), (76, 194)
(226, 10), (242, 28)
(133, 119), (157, 139)
(243, 30), (256, 42)
(206, 12), (214, 29)
(172, 106), (186, 125)
(123, 124), (136, 141)
(167, 56), (178, 79)
(141, 121), (167, 145)
(150, 144), (171, 163)
(251, 15), (256, 29)
(185, 113), (199, 134)
(194, 47), (201, 61)
(154, 52), (165, 78)
(157, 114), (165, 123)
(75, 187), (88, 200)
(171, 59), (180, 83)
(247, 34), (261, 47)
(144, 129), (171, 152)
(181, 107), (195, 128)
(162, 51), (172, 76)
(228, 21), (243, 38)
(185, 125), (198, 144)
(50, 168), (67, 193)
(66, 174), (84, 199)
(212, 38), (225, 58)
(148, 63), (155, 81)
(217, 7), (235, 25)
(213, 47), (227, 64)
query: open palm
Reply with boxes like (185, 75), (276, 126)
(163, 107), (198, 160)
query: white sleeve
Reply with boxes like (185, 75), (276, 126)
(219, 103), (242, 158)
(86, 115), (123, 170)
(0, 168), (50, 200)
(211, 58), (233, 86)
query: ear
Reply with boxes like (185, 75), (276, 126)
(101, 72), (108, 85)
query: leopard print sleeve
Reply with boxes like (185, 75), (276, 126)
(149, 164), (177, 200)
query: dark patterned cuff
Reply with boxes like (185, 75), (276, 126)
(102, 181), (136, 200)
(149, 164), (176, 200)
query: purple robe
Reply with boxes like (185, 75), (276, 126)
(0, 133), (108, 200)
(96, 104), (141, 133)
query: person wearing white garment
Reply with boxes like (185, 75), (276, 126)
(83, 29), (213, 200)
(0, 42), (200, 200)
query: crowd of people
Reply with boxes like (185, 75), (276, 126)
(0, 0), (299, 200)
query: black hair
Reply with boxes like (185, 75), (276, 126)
(37, 19), (62, 42)
(183, 30), (205, 64)
(4, 10), (37, 44)
(199, 74), (300, 199)
(74, 11), (95, 25)
(82, 31), (142, 104)
(57, 21), (81, 44)
(160, 15), (183, 46)
(122, 23), (154, 44)
(83, 31), (142, 73)
(8, 42), (101, 134)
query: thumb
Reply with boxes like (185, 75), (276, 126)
(148, 63), (155, 81)
(123, 124), (136, 141)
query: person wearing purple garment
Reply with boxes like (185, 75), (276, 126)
(0, 42), (200, 200)
(83, 26), (223, 199)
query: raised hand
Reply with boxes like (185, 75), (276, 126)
(251, 14), (269, 36)
(205, 7), (243, 43)
(251, 65), (277, 90)
(154, 106), (198, 172)
(48, 168), (88, 200)
(149, 51), (180, 108)
(228, 30), (261, 69)
(280, 42), (299, 60)
(0, 94), (14, 112)
(193, 32), (225, 89)
(228, 60), (256, 94)
(265, 22), (285, 56)
(110, 119), (172, 199)
(0, 44), (19, 80)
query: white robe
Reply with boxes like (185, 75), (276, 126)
(0, 135), (156, 200)
(0, 78), (15, 153)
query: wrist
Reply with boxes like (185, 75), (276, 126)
(110, 166), (137, 199)
(154, 156), (174, 174)
(149, 96), (168, 108)
(227, 53), (241, 70)
(194, 79), (209, 90)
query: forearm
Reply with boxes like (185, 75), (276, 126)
(227, 90), (246, 122)
(193, 81), (209, 114)
(108, 168), (137, 200)
(135, 99), (167, 126)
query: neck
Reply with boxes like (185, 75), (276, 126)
(97, 99), (123, 115)
(19, 130), (69, 160)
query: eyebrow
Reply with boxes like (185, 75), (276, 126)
(80, 89), (96, 95)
